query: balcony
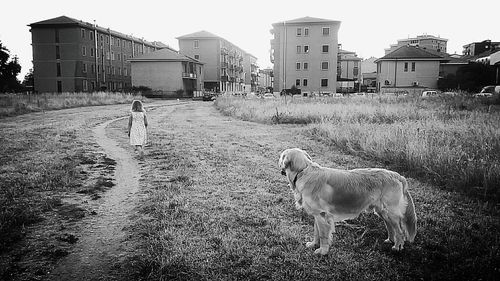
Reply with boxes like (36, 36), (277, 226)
(182, 72), (197, 79)
(221, 75), (229, 82)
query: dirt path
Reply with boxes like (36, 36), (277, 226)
(47, 116), (140, 280)
(47, 101), (185, 280)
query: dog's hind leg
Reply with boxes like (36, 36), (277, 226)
(306, 217), (319, 249)
(376, 208), (395, 244)
(387, 212), (405, 251)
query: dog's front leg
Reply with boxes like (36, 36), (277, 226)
(306, 216), (319, 249)
(311, 213), (332, 255)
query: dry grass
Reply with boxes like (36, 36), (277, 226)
(0, 92), (143, 117)
(214, 95), (500, 200)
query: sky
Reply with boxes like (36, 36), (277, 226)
(1, 0), (499, 80)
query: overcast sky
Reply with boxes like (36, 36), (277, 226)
(1, 0), (498, 80)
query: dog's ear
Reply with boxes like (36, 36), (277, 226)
(279, 150), (291, 169)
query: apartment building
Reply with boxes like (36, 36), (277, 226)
(463, 40), (500, 57)
(258, 68), (273, 92)
(243, 53), (258, 92)
(385, 34), (448, 55)
(29, 16), (170, 93)
(177, 30), (255, 93)
(270, 17), (341, 95)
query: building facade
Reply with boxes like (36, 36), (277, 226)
(463, 40), (500, 57)
(376, 45), (447, 93)
(337, 46), (361, 92)
(29, 16), (169, 93)
(177, 30), (254, 93)
(243, 53), (258, 93)
(258, 68), (273, 92)
(385, 34), (448, 55)
(129, 48), (203, 97)
(270, 17), (341, 95)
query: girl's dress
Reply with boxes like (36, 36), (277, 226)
(130, 111), (147, 145)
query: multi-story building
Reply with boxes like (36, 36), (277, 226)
(270, 17), (341, 95)
(129, 48), (204, 97)
(385, 34), (448, 55)
(243, 53), (259, 93)
(463, 40), (500, 57)
(29, 16), (170, 93)
(337, 46), (361, 92)
(258, 68), (273, 93)
(177, 30), (254, 93)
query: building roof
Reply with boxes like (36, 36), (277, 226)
(176, 30), (220, 39)
(28, 15), (173, 51)
(128, 48), (201, 63)
(273, 16), (341, 25)
(376, 45), (447, 62)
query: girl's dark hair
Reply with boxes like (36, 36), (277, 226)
(131, 100), (144, 112)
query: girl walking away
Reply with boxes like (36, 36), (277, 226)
(128, 100), (148, 159)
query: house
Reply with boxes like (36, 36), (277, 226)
(337, 46), (361, 93)
(270, 16), (341, 95)
(258, 68), (273, 93)
(129, 48), (203, 97)
(28, 15), (169, 93)
(375, 45), (448, 94)
(176, 30), (254, 94)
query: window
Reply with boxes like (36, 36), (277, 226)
(194, 40), (199, 48)
(194, 54), (199, 59)
(411, 62), (416, 72)
(296, 45), (301, 53)
(106, 52), (110, 60)
(321, 61), (329, 70)
(82, 46), (87, 56)
(112, 66), (115, 75)
(110, 37), (113, 46)
(111, 52), (115, 61)
(90, 31), (94, 40)
(304, 45), (309, 53)
(90, 48), (94, 57)
(57, 81), (62, 93)
(106, 36), (109, 44)
(83, 80), (88, 91)
(81, 29), (85, 39)
(55, 29), (60, 43)
(296, 79), (300, 86)
(117, 53), (121, 61)
(119, 67), (122, 76)
(83, 63), (87, 73)
(296, 28), (302, 36)
(124, 67), (128, 76)
(321, 78), (328, 87)
(322, 27), (330, 36)
(296, 62), (301, 70)
(304, 28), (309, 36)
(322, 45), (329, 53)
(56, 63), (61, 76)
(303, 62), (308, 70)
(404, 62), (408, 72)
(117, 39), (120, 47)
(303, 79), (308, 86)
(56, 46), (60, 59)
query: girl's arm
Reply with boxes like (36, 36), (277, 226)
(128, 114), (132, 136)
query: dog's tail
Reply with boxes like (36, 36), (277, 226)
(400, 176), (417, 242)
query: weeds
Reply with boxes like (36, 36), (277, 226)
(215, 94), (500, 199)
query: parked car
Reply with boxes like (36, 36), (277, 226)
(262, 93), (275, 99)
(202, 93), (215, 101)
(422, 90), (438, 97)
(473, 85), (500, 97)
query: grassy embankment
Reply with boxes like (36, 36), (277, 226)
(214, 94), (500, 200)
(0, 91), (141, 117)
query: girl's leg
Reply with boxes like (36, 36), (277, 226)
(138, 145), (144, 159)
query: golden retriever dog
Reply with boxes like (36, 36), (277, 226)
(279, 148), (417, 255)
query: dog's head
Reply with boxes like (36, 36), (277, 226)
(279, 148), (312, 176)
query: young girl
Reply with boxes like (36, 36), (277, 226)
(128, 100), (148, 159)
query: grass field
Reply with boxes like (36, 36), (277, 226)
(215, 94), (500, 200)
(0, 92), (144, 117)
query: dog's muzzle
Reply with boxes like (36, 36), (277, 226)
(281, 169), (286, 176)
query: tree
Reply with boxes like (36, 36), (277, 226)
(455, 62), (496, 93)
(22, 68), (34, 90)
(0, 40), (22, 93)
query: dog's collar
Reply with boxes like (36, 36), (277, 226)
(292, 166), (307, 189)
